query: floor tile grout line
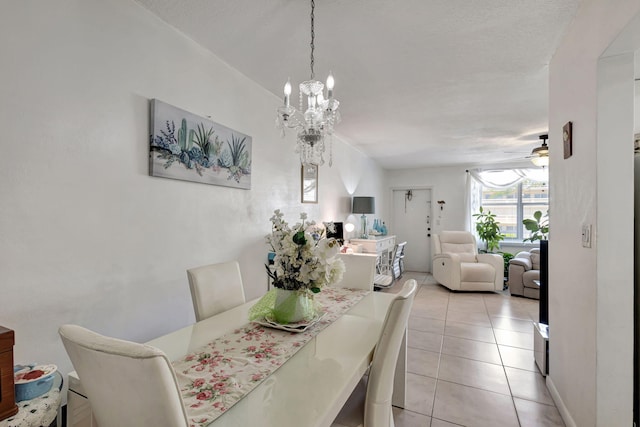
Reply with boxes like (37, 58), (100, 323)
(437, 347), (502, 366)
(430, 415), (465, 426)
(511, 394), (560, 407)
(427, 290), (453, 421)
(436, 377), (514, 398)
(485, 286), (523, 427)
(437, 351), (506, 370)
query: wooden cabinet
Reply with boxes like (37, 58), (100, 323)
(0, 326), (18, 422)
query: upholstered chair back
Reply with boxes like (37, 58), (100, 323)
(365, 279), (417, 426)
(59, 325), (189, 427)
(530, 248), (541, 270)
(433, 231), (478, 262)
(187, 260), (246, 321)
(332, 279), (417, 427)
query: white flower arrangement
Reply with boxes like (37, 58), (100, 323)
(266, 210), (345, 292)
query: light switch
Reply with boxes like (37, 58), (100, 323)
(582, 224), (592, 248)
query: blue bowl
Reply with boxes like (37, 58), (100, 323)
(14, 365), (56, 402)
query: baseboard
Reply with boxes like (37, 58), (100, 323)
(546, 375), (577, 427)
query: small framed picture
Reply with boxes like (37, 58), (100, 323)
(563, 121), (573, 159)
(301, 164), (318, 204)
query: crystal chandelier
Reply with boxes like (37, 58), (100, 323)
(276, 0), (340, 167)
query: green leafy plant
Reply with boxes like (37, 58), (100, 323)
(177, 118), (191, 151)
(499, 251), (514, 283)
(192, 123), (215, 159)
(473, 206), (505, 252)
(228, 134), (247, 167)
(523, 210), (549, 242)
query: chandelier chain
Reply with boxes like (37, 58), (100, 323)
(310, 0), (315, 80)
(276, 0), (340, 167)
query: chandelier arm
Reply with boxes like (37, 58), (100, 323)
(286, 116), (305, 129)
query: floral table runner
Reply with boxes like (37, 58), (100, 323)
(172, 287), (369, 427)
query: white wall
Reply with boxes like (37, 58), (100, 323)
(0, 0), (385, 390)
(548, 0), (640, 425)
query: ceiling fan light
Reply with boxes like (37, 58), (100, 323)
(531, 154), (549, 167)
(531, 145), (549, 156)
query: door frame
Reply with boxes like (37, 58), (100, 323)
(388, 186), (434, 272)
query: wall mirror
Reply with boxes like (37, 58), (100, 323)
(301, 164), (318, 203)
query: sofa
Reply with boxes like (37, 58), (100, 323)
(432, 231), (504, 292)
(507, 248), (541, 299)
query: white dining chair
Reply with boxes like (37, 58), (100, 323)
(332, 279), (418, 427)
(334, 253), (378, 291)
(187, 260), (246, 321)
(59, 324), (189, 427)
(391, 241), (407, 281)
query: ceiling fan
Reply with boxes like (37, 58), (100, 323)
(501, 133), (549, 167)
(529, 134), (549, 167)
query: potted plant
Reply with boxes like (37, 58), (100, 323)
(262, 210), (345, 323)
(498, 250), (514, 287)
(523, 210), (549, 242)
(473, 206), (505, 252)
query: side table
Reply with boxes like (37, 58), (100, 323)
(0, 372), (62, 427)
(350, 236), (396, 288)
(533, 322), (549, 376)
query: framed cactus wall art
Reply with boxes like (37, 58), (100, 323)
(149, 99), (252, 189)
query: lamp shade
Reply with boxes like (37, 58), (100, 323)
(352, 197), (375, 214)
(531, 155), (549, 167)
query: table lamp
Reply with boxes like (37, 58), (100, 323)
(352, 196), (375, 239)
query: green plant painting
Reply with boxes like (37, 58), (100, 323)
(149, 99), (252, 189)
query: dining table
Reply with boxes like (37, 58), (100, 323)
(68, 287), (407, 427)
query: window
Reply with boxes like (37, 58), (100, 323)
(478, 172), (548, 242)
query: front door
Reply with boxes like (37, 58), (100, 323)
(391, 188), (432, 272)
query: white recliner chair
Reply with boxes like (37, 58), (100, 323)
(432, 231), (503, 291)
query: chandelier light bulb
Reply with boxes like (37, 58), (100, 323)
(326, 73), (334, 98)
(284, 79), (292, 107)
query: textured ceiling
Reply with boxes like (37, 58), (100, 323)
(135, 0), (582, 169)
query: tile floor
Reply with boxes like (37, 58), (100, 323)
(381, 272), (565, 427)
